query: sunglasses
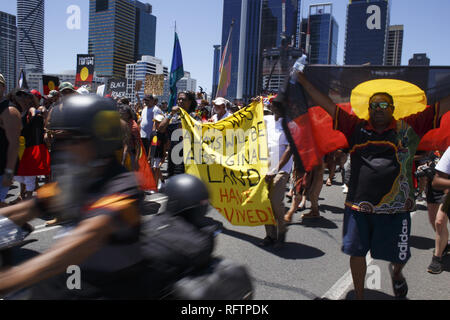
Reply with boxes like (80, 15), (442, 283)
(178, 97), (187, 101)
(369, 102), (392, 110)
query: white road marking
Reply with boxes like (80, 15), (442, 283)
(321, 211), (417, 300)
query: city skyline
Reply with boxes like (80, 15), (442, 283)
(1, 0), (450, 95)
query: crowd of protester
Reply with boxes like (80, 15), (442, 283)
(0, 70), (449, 300)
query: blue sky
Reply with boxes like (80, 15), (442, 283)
(2, 0), (450, 94)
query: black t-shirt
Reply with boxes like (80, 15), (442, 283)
(149, 130), (167, 159)
(335, 105), (439, 214)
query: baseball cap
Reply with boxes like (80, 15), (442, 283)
(153, 113), (165, 122)
(213, 97), (228, 106)
(143, 94), (154, 100)
(59, 82), (75, 92)
(48, 90), (59, 98)
(0, 74), (5, 86)
(77, 87), (90, 95)
(31, 89), (43, 100)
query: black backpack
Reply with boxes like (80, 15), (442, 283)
(140, 213), (215, 277)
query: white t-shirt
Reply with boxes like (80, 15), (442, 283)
(212, 111), (232, 123)
(436, 147), (450, 175)
(265, 116), (292, 174)
(140, 106), (163, 138)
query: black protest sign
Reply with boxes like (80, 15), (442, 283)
(108, 78), (127, 99)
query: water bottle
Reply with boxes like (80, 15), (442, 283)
(289, 54), (308, 84)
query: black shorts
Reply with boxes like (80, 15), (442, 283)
(426, 180), (445, 204)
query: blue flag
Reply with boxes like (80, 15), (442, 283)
(168, 32), (184, 111)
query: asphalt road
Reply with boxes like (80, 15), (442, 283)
(3, 174), (450, 300)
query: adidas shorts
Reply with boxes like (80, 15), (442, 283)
(342, 207), (411, 264)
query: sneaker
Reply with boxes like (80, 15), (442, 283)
(444, 243), (450, 256)
(273, 233), (286, 249)
(259, 236), (275, 247)
(388, 263), (408, 299)
(427, 256), (444, 274)
(342, 185), (348, 194)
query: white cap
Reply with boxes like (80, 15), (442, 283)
(77, 87), (90, 95)
(153, 113), (165, 122)
(213, 97), (228, 106)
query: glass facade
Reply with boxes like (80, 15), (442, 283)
(0, 12), (17, 92)
(221, 0), (242, 101)
(309, 13), (338, 65)
(242, 0), (262, 101)
(344, 0), (389, 65)
(134, 2), (156, 61)
(260, 0), (301, 50)
(88, 0), (136, 78)
(17, 0), (44, 73)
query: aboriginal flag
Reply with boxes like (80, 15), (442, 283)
(42, 75), (60, 95)
(75, 54), (95, 87)
(135, 140), (157, 191)
(275, 66), (450, 173)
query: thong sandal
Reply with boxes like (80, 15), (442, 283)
(301, 211), (320, 219)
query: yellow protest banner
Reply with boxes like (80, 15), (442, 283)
(179, 101), (275, 226)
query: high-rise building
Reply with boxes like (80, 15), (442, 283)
(408, 53), (430, 66)
(261, 46), (302, 93)
(307, 3), (338, 65)
(134, 2), (157, 61)
(177, 71), (197, 93)
(212, 45), (221, 99)
(385, 25), (403, 66)
(88, 0), (136, 78)
(17, 0), (44, 73)
(260, 0), (301, 51)
(344, 0), (390, 65)
(259, 0), (302, 93)
(0, 11), (17, 92)
(221, 0), (262, 101)
(126, 55), (168, 104)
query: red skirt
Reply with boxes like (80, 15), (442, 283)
(17, 144), (51, 176)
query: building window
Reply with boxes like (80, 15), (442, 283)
(96, 0), (108, 12)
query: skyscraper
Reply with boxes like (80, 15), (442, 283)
(221, 0), (262, 101)
(134, 2), (157, 61)
(385, 25), (403, 66)
(17, 0), (44, 73)
(409, 53), (430, 66)
(212, 45), (221, 99)
(259, 0), (302, 93)
(307, 3), (338, 65)
(88, 0), (136, 78)
(344, 0), (390, 65)
(0, 11), (17, 92)
(260, 0), (301, 51)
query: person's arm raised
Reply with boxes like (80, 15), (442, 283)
(297, 71), (337, 119)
